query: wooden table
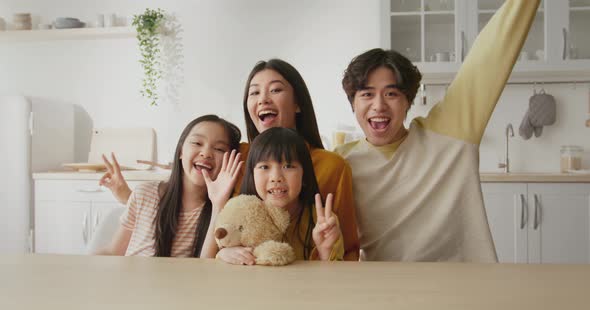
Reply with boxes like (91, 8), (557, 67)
(1, 254), (589, 309)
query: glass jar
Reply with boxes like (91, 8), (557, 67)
(560, 145), (583, 172)
(331, 124), (361, 150)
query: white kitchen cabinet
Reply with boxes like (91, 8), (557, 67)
(481, 183), (528, 263)
(34, 179), (145, 255)
(382, 0), (464, 81)
(527, 183), (590, 264)
(35, 201), (89, 255)
(482, 182), (590, 264)
(384, 0), (590, 83)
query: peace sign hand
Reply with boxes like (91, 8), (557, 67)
(99, 153), (132, 205)
(202, 150), (243, 212)
(312, 193), (341, 260)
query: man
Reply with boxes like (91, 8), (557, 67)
(335, 0), (540, 262)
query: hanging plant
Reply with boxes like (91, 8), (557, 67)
(133, 8), (165, 106)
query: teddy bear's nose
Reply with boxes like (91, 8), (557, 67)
(215, 227), (227, 239)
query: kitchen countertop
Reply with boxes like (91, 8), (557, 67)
(1, 254), (589, 309)
(33, 170), (590, 183)
(480, 172), (590, 183)
(33, 170), (170, 181)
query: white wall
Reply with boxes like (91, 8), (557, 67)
(0, 0), (378, 168)
(1, 0), (588, 173)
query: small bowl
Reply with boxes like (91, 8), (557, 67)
(54, 18), (85, 29)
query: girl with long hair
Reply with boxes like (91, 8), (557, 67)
(94, 115), (242, 257)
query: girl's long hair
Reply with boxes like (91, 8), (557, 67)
(154, 115), (241, 257)
(239, 127), (319, 259)
(242, 59), (324, 149)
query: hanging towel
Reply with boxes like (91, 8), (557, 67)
(519, 91), (556, 140)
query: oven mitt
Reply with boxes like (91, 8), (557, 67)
(533, 125), (543, 137)
(519, 91), (556, 139)
(519, 110), (534, 139)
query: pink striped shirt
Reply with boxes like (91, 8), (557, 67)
(121, 181), (203, 257)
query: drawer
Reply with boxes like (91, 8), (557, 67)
(34, 179), (146, 202)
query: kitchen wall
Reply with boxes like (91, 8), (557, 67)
(0, 0), (377, 169)
(1, 0), (589, 173)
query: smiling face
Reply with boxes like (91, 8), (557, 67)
(246, 69), (301, 134)
(353, 66), (410, 146)
(253, 157), (303, 213)
(180, 121), (231, 187)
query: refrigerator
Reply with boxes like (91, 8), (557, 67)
(0, 95), (32, 254)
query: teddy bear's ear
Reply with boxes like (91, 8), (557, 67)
(264, 201), (291, 233)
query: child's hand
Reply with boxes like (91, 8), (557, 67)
(312, 193), (341, 260)
(203, 150), (243, 212)
(99, 153), (132, 205)
(216, 247), (256, 265)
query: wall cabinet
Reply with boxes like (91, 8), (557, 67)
(34, 179), (144, 254)
(383, 0), (590, 83)
(482, 182), (590, 264)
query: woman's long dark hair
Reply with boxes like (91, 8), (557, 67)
(239, 127), (320, 259)
(154, 115), (241, 257)
(242, 59), (324, 149)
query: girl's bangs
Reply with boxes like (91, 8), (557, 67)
(257, 137), (300, 164)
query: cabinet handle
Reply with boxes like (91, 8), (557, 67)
(461, 31), (466, 61)
(82, 211), (88, 244)
(519, 194), (527, 229)
(76, 188), (105, 193)
(562, 28), (567, 60)
(93, 212), (100, 232)
(533, 194), (540, 230)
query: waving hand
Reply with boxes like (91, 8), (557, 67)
(202, 150), (243, 211)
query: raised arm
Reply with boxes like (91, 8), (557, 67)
(417, 0), (540, 145)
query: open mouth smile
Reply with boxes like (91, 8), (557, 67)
(258, 109), (278, 125)
(368, 117), (391, 131)
(193, 162), (213, 172)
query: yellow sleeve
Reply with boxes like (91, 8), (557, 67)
(312, 149), (360, 261)
(416, 0), (540, 145)
(232, 142), (250, 196)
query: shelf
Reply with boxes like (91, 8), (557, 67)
(0, 27), (136, 42)
(390, 12), (421, 16)
(417, 60), (590, 84)
(424, 11), (454, 15)
(391, 10), (454, 16)
(479, 8), (544, 14)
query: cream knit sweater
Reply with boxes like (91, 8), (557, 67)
(336, 0), (540, 262)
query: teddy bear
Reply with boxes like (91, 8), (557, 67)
(214, 195), (296, 266)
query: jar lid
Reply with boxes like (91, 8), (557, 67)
(561, 145), (584, 151)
